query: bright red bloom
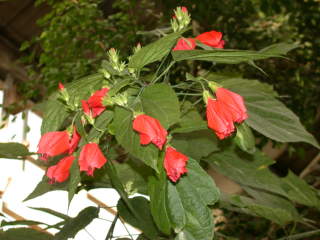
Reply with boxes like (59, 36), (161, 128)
(78, 143), (107, 176)
(196, 31), (225, 49)
(37, 131), (70, 161)
(164, 146), (188, 182)
(46, 155), (75, 184)
(206, 98), (235, 139)
(173, 38), (196, 51)
(82, 88), (109, 118)
(215, 87), (248, 123)
(58, 82), (65, 90)
(133, 114), (167, 150)
(69, 126), (81, 154)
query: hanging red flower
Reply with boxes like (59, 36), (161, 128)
(164, 146), (188, 182)
(78, 143), (107, 176)
(173, 38), (196, 51)
(68, 126), (81, 154)
(37, 131), (70, 161)
(82, 88), (109, 118)
(46, 155), (75, 184)
(206, 97), (235, 139)
(133, 114), (167, 150)
(196, 31), (225, 48)
(215, 87), (248, 123)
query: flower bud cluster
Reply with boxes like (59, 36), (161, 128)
(108, 48), (126, 72)
(171, 6), (191, 32)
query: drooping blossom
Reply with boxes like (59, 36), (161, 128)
(196, 31), (225, 48)
(46, 155), (75, 184)
(215, 87), (248, 123)
(82, 88), (109, 118)
(133, 114), (167, 150)
(206, 97), (235, 139)
(78, 143), (107, 176)
(173, 38), (196, 51)
(58, 82), (65, 90)
(69, 126), (81, 154)
(164, 146), (188, 182)
(37, 131), (70, 161)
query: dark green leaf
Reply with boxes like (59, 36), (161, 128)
(234, 123), (256, 154)
(148, 171), (172, 235)
(113, 107), (159, 172)
(171, 130), (219, 160)
(129, 31), (182, 69)
(0, 142), (30, 159)
(87, 110), (113, 142)
(0, 228), (53, 240)
(41, 100), (69, 134)
(259, 42), (298, 55)
(1, 220), (47, 227)
(220, 78), (319, 148)
(30, 207), (69, 220)
(68, 159), (81, 204)
(117, 197), (159, 239)
(24, 176), (68, 201)
(207, 150), (320, 208)
(141, 83), (180, 129)
(172, 49), (282, 64)
(53, 207), (99, 240)
(108, 78), (132, 97)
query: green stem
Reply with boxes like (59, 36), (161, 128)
(151, 61), (176, 84)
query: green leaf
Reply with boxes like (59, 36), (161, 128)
(207, 150), (320, 208)
(66, 73), (105, 104)
(41, 100), (69, 134)
(129, 31), (182, 69)
(148, 171), (172, 235)
(24, 176), (68, 201)
(0, 220), (47, 227)
(172, 49), (283, 64)
(113, 107), (159, 172)
(68, 159), (81, 204)
(221, 190), (300, 225)
(117, 197), (159, 239)
(220, 78), (319, 148)
(108, 78), (132, 97)
(0, 142), (30, 159)
(53, 207), (99, 240)
(0, 228), (53, 240)
(87, 110), (113, 142)
(141, 83), (180, 129)
(259, 42), (298, 55)
(171, 130), (219, 160)
(234, 123), (256, 154)
(30, 207), (70, 220)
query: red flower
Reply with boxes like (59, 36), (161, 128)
(196, 31), (225, 48)
(82, 88), (109, 118)
(215, 87), (248, 123)
(133, 114), (167, 150)
(37, 131), (70, 161)
(69, 126), (81, 154)
(173, 38), (196, 51)
(206, 97), (235, 139)
(46, 155), (75, 184)
(78, 143), (107, 176)
(58, 82), (65, 90)
(164, 146), (188, 182)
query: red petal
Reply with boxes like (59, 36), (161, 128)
(79, 143), (107, 176)
(173, 38), (196, 51)
(69, 126), (81, 154)
(216, 88), (248, 122)
(133, 114), (167, 150)
(206, 98), (235, 139)
(47, 155), (75, 183)
(196, 31), (224, 48)
(81, 100), (90, 115)
(164, 146), (188, 182)
(37, 131), (70, 160)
